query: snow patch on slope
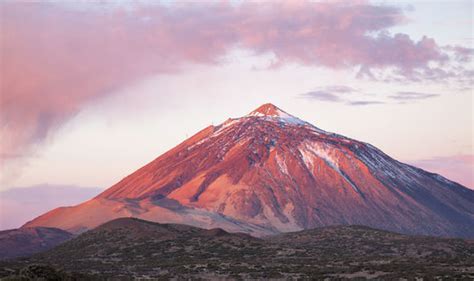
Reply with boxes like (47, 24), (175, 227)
(247, 115), (307, 125)
(187, 119), (241, 150)
(356, 144), (417, 186)
(246, 104), (307, 125)
(213, 118), (240, 137)
(275, 152), (289, 175)
(299, 141), (362, 195)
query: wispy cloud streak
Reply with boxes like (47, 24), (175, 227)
(301, 85), (358, 101)
(347, 101), (385, 106)
(300, 85), (383, 106)
(301, 87), (441, 105)
(389, 91), (440, 101)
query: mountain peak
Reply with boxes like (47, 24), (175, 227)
(246, 103), (306, 125)
(248, 103), (288, 117)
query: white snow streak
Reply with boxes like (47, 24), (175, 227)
(276, 153), (289, 175)
(357, 144), (417, 186)
(299, 141), (362, 195)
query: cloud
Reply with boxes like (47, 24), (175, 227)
(301, 91), (344, 103)
(0, 1), (469, 160)
(347, 101), (385, 106)
(301, 85), (358, 101)
(389, 91), (440, 101)
(444, 45), (474, 62)
(301, 87), (442, 105)
(408, 155), (474, 189)
(300, 85), (383, 106)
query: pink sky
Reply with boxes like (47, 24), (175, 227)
(0, 1), (472, 229)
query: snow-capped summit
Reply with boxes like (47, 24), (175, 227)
(24, 104), (474, 238)
(247, 103), (289, 117)
(246, 103), (306, 125)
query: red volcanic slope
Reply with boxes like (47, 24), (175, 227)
(24, 104), (474, 237)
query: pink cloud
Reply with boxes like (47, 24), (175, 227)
(409, 155), (474, 189)
(444, 45), (474, 62)
(0, 2), (463, 159)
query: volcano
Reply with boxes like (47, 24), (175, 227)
(24, 103), (474, 237)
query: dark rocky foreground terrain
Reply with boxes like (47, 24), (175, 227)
(1, 218), (473, 280)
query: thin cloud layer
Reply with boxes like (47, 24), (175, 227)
(347, 101), (385, 106)
(300, 85), (383, 105)
(0, 1), (469, 158)
(301, 87), (441, 105)
(300, 85), (355, 102)
(389, 91), (440, 101)
(409, 155), (474, 189)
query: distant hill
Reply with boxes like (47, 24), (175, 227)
(2, 217), (473, 279)
(0, 227), (73, 260)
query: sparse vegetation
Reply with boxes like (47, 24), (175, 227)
(0, 219), (473, 280)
